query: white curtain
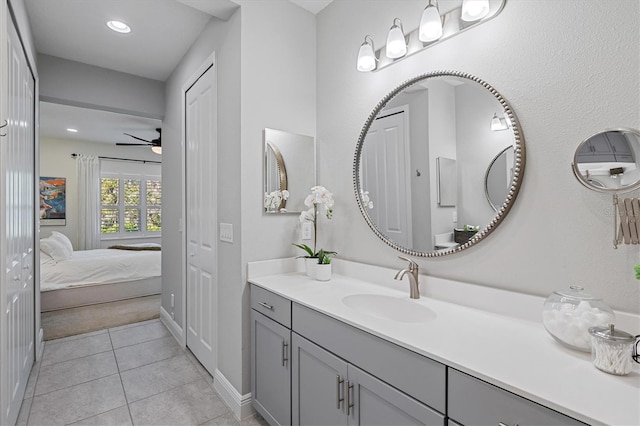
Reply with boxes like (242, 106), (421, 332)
(76, 154), (101, 250)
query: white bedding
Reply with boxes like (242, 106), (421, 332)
(41, 249), (161, 292)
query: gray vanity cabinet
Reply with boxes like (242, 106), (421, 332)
(292, 333), (348, 425)
(292, 333), (444, 426)
(448, 369), (586, 426)
(251, 287), (293, 426)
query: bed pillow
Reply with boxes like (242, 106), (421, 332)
(40, 237), (72, 261)
(50, 231), (74, 255)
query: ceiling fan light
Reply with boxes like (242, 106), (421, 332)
(419, 1), (443, 42)
(152, 146), (162, 154)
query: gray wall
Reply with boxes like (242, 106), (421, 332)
(317, 0), (640, 313)
(162, 0), (316, 396)
(38, 54), (165, 119)
(162, 8), (243, 391)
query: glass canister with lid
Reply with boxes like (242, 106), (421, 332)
(589, 324), (640, 375)
(542, 285), (615, 352)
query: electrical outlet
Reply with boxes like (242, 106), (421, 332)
(220, 223), (233, 243)
(452, 210), (458, 223)
(301, 222), (312, 240)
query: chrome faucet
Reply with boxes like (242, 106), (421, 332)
(394, 256), (420, 299)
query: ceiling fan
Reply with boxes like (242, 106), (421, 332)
(117, 127), (162, 154)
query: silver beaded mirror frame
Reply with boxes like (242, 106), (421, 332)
(353, 71), (526, 257)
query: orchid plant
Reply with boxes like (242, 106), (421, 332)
(294, 185), (336, 261)
(264, 189), (289, 212)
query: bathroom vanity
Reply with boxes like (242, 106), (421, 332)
(249, 259), (639, 426)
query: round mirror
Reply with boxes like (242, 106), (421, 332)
(485, 146), (514, 212)
(572, 128), (640, 193)
(354, 71), (525, 257)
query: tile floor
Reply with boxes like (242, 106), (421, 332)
(16, 319), (267, 426)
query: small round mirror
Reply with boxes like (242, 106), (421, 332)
(572, 129), (640, 193)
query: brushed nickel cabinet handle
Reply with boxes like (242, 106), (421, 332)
(336, 375), (344, 409)
(346, 381), (354, 416)
(282, 341), (288, 367)
(258, 302), (274, 310)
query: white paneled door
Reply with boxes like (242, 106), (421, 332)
(362, 107), (412, 248)
(1, 8), (36, 426)
(185, 63), (217, 374)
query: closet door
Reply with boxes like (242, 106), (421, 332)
(185, 63), (217, 374)
(0, 6), (36, 425)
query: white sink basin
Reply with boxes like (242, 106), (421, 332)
(341, 294), (437, 323)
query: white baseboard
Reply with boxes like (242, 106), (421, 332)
(37, 328), (44, 359)
(213, 369), (254, 421)
(160, 306), (185, 346)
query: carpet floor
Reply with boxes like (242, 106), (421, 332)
(41, 294), (161, 341)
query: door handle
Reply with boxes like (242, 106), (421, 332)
(336, 375), (344, 409)
(282, 341), (288, 367)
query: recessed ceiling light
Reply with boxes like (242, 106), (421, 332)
(66, 128), (78, 133)
(106, 20), (131, 34)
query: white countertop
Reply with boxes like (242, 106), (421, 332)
(248, 259), (640, 426)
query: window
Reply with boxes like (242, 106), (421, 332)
(100, 173), (161, 237)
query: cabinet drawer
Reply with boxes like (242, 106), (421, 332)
(293, 303), (446, 413)
(448, 369), (585, 426)
(251, 285), (291, 328)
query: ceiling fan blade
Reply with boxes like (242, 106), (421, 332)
(123, 133), (151, 143)
(116, 142), (151, 146)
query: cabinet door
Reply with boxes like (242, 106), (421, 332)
(251, 310), (291, 426)
(292, 333), (348, 426)
(448, 369), (585, 426)
(348, 365), (444, 426)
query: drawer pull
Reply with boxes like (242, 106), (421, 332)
(336, 375), (344, 409)
(282, 341), (288, 366)
(258, 301), (274, 310)
(346, 381), (354, 416)
(498, 423), (519, 426)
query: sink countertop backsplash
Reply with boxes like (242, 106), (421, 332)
(247, 258), (640, 426)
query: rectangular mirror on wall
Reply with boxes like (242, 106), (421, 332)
(263, 128), (315, 214)
(437, 157), (457, 207)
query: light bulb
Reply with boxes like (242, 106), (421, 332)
(152, 146), (162, 154)
(461, 0), (490, 22)
(419, 1), (443, 42)
(386, 19), (407, 59)
(357, 36), (376, 72)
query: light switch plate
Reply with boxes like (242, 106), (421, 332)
(452, 210), (458, 223)
(301, 222), (312, 240)
(220, 223), (233, 243)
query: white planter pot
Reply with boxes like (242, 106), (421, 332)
(315, 264), (332, 281)
(305, 258), (317, 278)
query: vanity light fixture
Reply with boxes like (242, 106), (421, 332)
(356, 0), (505, 73)
(386, 18), (407, 59)
(357, 36), (377, 72)
(461, 0), (490, 22)
(490, 113), (509, 131)
(106, 20), (131, 34)
(419, 0), (443, 43)
(151, 146), (162, 155)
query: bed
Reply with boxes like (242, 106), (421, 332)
(40, 232), (161, 311)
